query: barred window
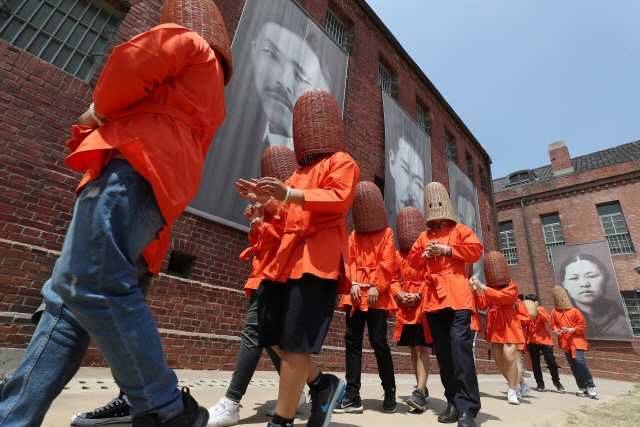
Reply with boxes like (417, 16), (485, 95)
(479, 166), (488, 194)
(416, 103), (431, 136)
(597, 202), (635, 255)
(541, 213), (565, 261)
(325, 9), (348, 49)
(499, 221), (518, 265)
(378, 63), (392, 95)
(466, 153), (474, 181)
(416, 104), (425, 130)
(0, 0), (124, 81)
(445, 133), (457, 162)
(621, 291), (640, 336)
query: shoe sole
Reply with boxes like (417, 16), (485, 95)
(70, 416), (132, 426)
(508, 400), (520, 405)
(333, 405), (364, 414)
(207, 417), (239, 427)
(406, 399), (426, 412)
(381, 406), (397, 413)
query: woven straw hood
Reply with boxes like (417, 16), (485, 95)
(523, 300), (538, 320)
(553, 286), (573, 310)
(352, 181), (388, 234)
(484, 251), (511, 287)
(396, 207), (425, 250)
(423, 182), (456, 226)
(261, 145), (299, 183)
(292, 89), (346, 163)
(160, 0), (233, 85)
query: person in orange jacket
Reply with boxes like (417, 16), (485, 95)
(523, 294), (564, 393)
(0, 0), (231, 425)
(465, 263), (483, 365)
(391, 207), (432, 412)
(550, 287), (599, 400)
(408, 182), (483, 427)
(336, 182), (398, 414)
(235, 89), (359, 427)
(471, 251), (525, 405)
(515, 298), (532, 397)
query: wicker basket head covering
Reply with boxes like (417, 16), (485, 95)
(292, 89), (346, 164)
(352, 181), (388, 234)
(553, 286), (573, 310)
(523, 300), (538, 320)
(484, 251), (511, 287)
(396, 207), (425, 250)
(160, 0), (233, 85)
(261, 145), (299, 182)
(423, 182), (456, 227)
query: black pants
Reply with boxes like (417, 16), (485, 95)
(527, 343), (560, 387)
(344, 308), (396, 395)
(425, 308), (480, 417)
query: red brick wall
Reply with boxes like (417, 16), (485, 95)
(549, 146), (572, 172)
(0, 0), (499, 375)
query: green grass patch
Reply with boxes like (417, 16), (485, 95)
(564, 384), (640, 427)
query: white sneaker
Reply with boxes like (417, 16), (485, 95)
(507, 389), (520, 405)
(515, 383), (522, 399)
(208, 398), (241, 427)
(576, 388), (587, 397)
(520, 382), (531, 398)
(587, 387), (599, 400)
(266, 391), (306, 417)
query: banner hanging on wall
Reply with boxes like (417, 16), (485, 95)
(447, 158), (485, 283)
(187, 0), (349, 230)
(550, 241), (634, 341)
(382, 90), (432, 244)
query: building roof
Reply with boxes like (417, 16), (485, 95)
(493, 140), (640, 193)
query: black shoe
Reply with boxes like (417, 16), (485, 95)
(533, 383), (546, 392)
(438, 405), (459, 423)
(131, 387), (207, 427)
(71, 390), (132, 425)
(332, 392), (363, 414)
(382, 387), (397, 413)
(307, 374), (345, 427)
(553, 381), (566, 393)
(457, 412), (476, 427)
(405, 388), (429, 412)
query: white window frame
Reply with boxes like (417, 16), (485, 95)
(324, 8), (348, 49)
(542, 217), (565, 261)
(499, 223), (518, 265)
(378, 63), (392, 95)
(416, 104), (426, 131)
(621, 291), (640, 336)
(598, 204), (635, 255)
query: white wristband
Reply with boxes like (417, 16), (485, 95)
(249, 217), (261, 227)
(89, 103), (104, 126)
(282, 186), (291, 204)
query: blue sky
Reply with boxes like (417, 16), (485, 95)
(366, 0), (640, 178)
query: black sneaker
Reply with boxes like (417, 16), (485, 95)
(332, 392), (363, 414)
(437, 405), (459, 423)
(307, 374), (345, 427)
(71, 390), (132, 426)
(382, 387), (396, 413)
(533, 383), (546, 392)
(553, 381), (566, 393)
(406, 387), (429, 411)
(131, 387), (208, 427)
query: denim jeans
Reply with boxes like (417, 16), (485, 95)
(564, 350), (596, 389)
(0, 160), (182, 425)
(226, 289), (281, 401)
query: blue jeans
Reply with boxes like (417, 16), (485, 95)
(0, 160), (182, 425)
(564, 350), (596, 389)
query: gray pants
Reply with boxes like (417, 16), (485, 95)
(226, 289), (281, 401)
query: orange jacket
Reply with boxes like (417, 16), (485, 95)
(515, 299), (531, 352)
(550, 308), (589, 357)
(408, 222), (483, 312)
(339, 228), (398, 317)
(390, 250), (432, 342)
(470, 305), (483, 332)
(65, 24), (226, 274)
(475, 282), (525, 345)
(527, 306), (554, 346)
(261, 152), (360, 293)
(240, 221), (284, 297)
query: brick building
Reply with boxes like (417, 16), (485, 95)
(494, 139), (640, 381)
(0, 0), (499, 374)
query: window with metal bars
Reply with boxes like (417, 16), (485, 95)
(324, 8), (349, 49)
(378, 63), (392, 95)
(445, 133), (457, 162)
(597, 202), (635, 255)
(0, 0), (123, 82)
(479, 166), (488, 194)
(416, 103), (431, 136)
(541, 213), (565, 261)
(499, 221), (518, 265)
(621, 291), (640, 336)
(466, 153), (474, 181)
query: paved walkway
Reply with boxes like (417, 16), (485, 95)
(42, 367), (636, 427)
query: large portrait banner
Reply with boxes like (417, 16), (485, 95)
(187, 0), (349, 230)
(550, 241), (634, 341)
(447, 158), (485, 283)
(382, 90), (432, 244)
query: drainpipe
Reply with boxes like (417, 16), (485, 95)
(520, 198), (541, 301)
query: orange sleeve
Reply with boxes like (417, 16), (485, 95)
(550, 310), (559, 331)
(390, 253), (402, 297)
(93, 25), (211, 115)
(370, 229), (396, 294)
(483, 282), (518, 306)
(408, 232), (428, 270)
(516, 300), (531, 325)
(348, 232), (357, 287)
(474, 291), (489, 311)
(450, 224), (483, 264)
(538, 306), (550, 323)
(303, 153), (360, 214)
(571, 309), (587, 335)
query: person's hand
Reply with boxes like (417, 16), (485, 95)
(425, 241), (448, 258)
(470, 276), (484, 293)
(78, 106), (107, 128)
(236, 178), (270, 204)
(397, 292), (409, 304)
(404, 294), (420, 307)
(244, 205), (259, 222)
(256, 177), (288, 201)
(553, 329), (562, 336)
(561, 327), (575, 334)
(350, 285), (361, 305)
(420, 251), (429, 260)
(367, 286), (379, 307)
